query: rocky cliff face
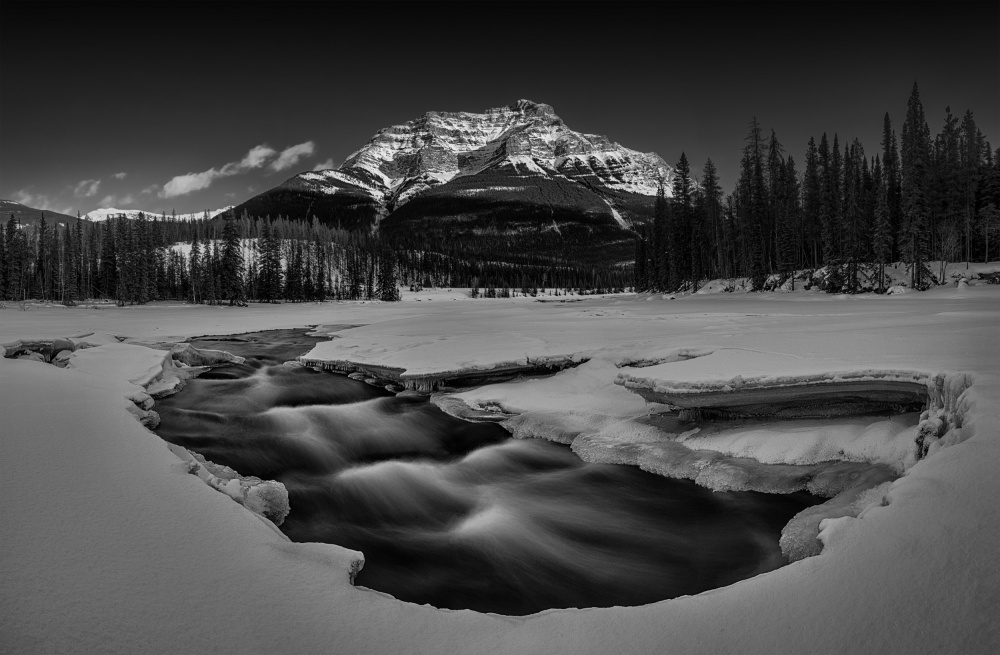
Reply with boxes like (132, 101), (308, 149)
(233, 100), (676, 261)
(309, 99), (673, 210)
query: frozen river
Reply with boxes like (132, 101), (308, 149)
(155, 329), (821, 615)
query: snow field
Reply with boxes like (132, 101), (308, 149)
(1, 282), (999, 653)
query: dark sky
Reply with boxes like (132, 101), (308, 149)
(2, 1), (997, 215)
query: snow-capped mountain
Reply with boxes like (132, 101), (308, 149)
(312, 99), (675, 207)
(232, 100), (676, 264)
(83, 206), (234, 222)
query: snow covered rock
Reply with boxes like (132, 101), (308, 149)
(171, 447), (291, 526)
(1, 337), (76, 361)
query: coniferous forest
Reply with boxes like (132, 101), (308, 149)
(2, 83), (998, 306)
(635, 83), (1000, 293)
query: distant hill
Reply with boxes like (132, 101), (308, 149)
(0, 199), (80, 227)
(83, 206), (234, 222)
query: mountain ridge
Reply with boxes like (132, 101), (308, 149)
(1, 199), (80, 226)
(228, 100), (679, 265)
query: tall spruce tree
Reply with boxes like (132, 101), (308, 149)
(881, 113), (902, 261)
(220, 212), (246, 306)
(872, 155), (892, 292)
(377, 249), (400, 301)
(901, 81), (932, 288)
(699, 159), (724, 278)
(652, 184), (669, 290)
(959, 109), (981, 264)
(671, 153), (693, 289)
(803, 137), (822, 267)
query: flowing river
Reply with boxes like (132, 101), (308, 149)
(154, 329), (822, 616)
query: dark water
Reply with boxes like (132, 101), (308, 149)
(155, 329), (823, 616)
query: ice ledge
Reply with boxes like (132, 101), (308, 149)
(615, 350), (930, 418)
(298, 354), (588, 392)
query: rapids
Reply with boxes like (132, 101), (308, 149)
(155, 329), (822, 615)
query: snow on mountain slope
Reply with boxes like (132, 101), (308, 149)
(233, 100), (676, 239)
(84, 206), (234, 222)
(328, 99), (675, 208)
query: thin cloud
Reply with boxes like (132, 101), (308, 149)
(313, 157), (336, 171)
(12, 189), (73, 215)
(159, 144), (279, 199)
(12, 189), (35, 205)
(112, 172), (127, 180)
(74, 179), (101, 197)
(142, 184), (159, 194)
(271, 141), (315, 172)
(99, 194), (135, 207)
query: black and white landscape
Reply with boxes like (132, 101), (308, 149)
(2, 2), (999, 654)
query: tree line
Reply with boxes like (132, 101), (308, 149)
(635, 82), (1000, 293)
(0, 211), (403, 305)
(0, 207), (629, 305)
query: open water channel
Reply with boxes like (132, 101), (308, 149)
(154, 329), (822, 615)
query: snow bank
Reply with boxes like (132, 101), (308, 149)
(616, 349), (929, 418)
(2, 286), (999, 654)
(167, 445), (291, 527)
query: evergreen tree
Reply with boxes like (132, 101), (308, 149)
(671, 152), (693, 288)
(36, 214), (49, 300)
(881, 113), (902, 261)
(736, 117), (769, 290)
(377, 249), (400, 301)
(314, 236), (326, 300)
(818, 133), (836, 266)
(872, 155), (892, 292)
(959, 109), (981, 264)
(0, 218), (6, 299)
(652, 184), (669, 290)
(780, 155), (801, 281)
(189, 232), (202, 303)
(699, 158), (724, 278)
(901, 81), (932, 288)
(220, 212), (246, 305)
(830, 134), (843, 260)
(803, 137), (822, 267)
(843, 139), (865, 292)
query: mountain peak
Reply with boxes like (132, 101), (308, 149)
(507, 99), (558, 117)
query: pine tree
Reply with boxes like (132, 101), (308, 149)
(219, 212), (246, 305)
(872, 155), (892, 292)
(959, 109), (981, 264)
(671, 152), (693, 289)
(780, 155), (800, 282)
(652, 184), (669, 290)
(842, 139), (865, 292)
(735, 117), (768, 290)
(314, 236), (326, 301)
(881, 113), (902, 261)
(189, 232), (202, 303)
(818, 133), (836, 266)
(766, 129), (785, 272)
(830, 134), (843, 261)
(377, 249), (400, 301)
(36, 214), (49, 300)
(901, 81), (932, 288)
(803, 137), (822, 267)
(699, 159), (724, 278)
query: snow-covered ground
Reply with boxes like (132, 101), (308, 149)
(2, 282), (999, 653)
